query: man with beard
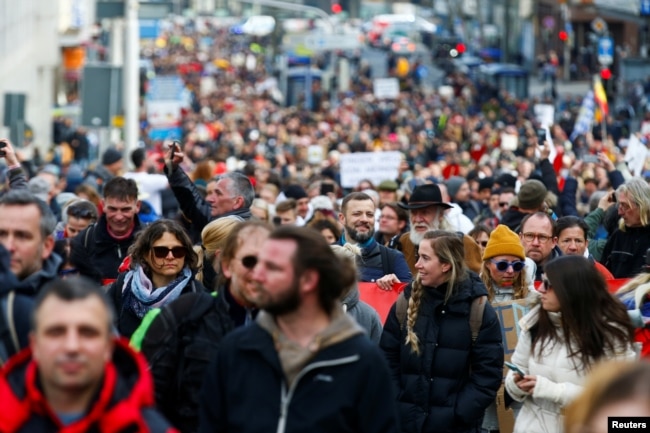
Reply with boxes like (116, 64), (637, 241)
(397, 184), (483, 275)
(338, 192), (411, 289)
(198, 226), (400, 433)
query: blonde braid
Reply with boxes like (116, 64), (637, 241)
(405, 277), (424, 354)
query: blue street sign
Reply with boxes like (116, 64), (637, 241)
(642, 0), (650, 16)
(597, 37), (614, 66)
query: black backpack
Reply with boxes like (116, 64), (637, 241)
(134, 291), (234, 432)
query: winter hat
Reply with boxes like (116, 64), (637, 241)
(377, 179), (399, 192)
(102, 147), (123, 166)
(495, 173), (517, 189)
(478, 177), (494, 192)
(482, 225), (525, 261)
(446, 176), (466, 200)
(283, 184), (308, 200)
(28, 176), (51, 202)
(517, 179), (548, 210)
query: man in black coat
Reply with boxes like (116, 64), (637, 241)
(71, 177), (143, 285)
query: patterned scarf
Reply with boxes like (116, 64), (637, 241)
(122, 265), (192, 318)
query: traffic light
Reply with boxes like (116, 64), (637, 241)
(600, 68), (611, 80)
(558, 30), (568, 42)
(331, 3), (342, 13)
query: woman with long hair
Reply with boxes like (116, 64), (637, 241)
(194, 215), (243, 290)
(107, 219), (205, 338)
(505, 255), (636, 433)
(380, 230), (503, 433)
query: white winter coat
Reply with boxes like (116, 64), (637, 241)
(504, 306), (636, 433)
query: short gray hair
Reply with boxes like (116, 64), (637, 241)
(0, 189), (56, 239)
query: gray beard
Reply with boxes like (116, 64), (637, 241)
(409, 230), (425, 246)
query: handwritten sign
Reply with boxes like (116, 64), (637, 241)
(339, 151), (402, 189)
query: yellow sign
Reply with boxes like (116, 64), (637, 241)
(112, 115), (124, 128)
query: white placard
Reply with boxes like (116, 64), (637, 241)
(625, 134), (649, 177)
(373, 78), (400, 99)
(500, 133), (518, 151)
(340, 151), (402, 188)
(307, 145), (324, 165)
(146, 100), (183, 127)
(534, 104), (555, 128)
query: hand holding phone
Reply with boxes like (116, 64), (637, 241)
(505, 361), (526, 376)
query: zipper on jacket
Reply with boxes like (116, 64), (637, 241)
(275, 355), (360, 433)
(117, 245), (122, 259)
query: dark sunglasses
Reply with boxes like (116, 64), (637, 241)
(542, 278), (553, 290)
(68, 207), (95, 219)
(479, 241), (488, 247)
(490, 259), (525, 272)
(241, 255), (258, 269)
(152, 246), (187, 259)
(499, 202), (510, 207)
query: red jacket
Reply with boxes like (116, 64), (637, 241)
(0, 338), (177, 433)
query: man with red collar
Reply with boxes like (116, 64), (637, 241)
(0, 277), (176, 432)
(71, 177), (143, 285)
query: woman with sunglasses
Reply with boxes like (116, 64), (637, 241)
(380, 230), (503, 433)
(107, 219), (205, 338)
(479, 224), (535, 433)
(480, 224), (535, 303)
(505, 255), (636, 433)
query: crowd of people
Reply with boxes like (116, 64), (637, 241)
(0, 15), (650, 433)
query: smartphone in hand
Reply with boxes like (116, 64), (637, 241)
(505, 361), (526, 376)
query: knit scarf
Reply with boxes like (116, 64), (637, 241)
(122, 265), (192, 318)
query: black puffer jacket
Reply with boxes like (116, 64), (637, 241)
(70, 215), (143, 284)
(380, 273), (503, 433)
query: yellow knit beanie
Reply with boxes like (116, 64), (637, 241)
(482, 224), (525, 261)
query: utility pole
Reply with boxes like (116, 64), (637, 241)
(124, 0), (140, 160)
(502, 0), (510, 62)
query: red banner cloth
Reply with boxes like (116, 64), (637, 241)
(359, 282), (408, 324)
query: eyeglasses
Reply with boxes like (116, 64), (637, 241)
(618, 201), (636, 212)
(240, 255), (258, 269)
(541, 277), (553, 291)
(490, 259), (525, 272)
(499, 202), (510, 207)
(152, 246), (187, 259)
(521, 232), (553, 243)
(479, 241), (488, 247)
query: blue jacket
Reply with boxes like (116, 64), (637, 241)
(198, 312), (400, 433)
(380, 273), (504, 433)
(340, 237), (412, 284)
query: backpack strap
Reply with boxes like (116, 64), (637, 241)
(378, 244), (395, 277)
(469, 295), (487, 345)
(0, 293), (13, 366)
(395, 292), (408, 328)
(83, 222), (96, 250)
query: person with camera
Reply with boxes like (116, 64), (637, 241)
(164, 141), (253, 241)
